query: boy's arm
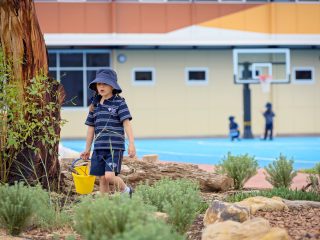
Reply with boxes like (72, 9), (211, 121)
(123, 119), (136, 158)
(80, 126), (94, 160)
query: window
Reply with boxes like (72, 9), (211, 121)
(48, 49), (111, 107)
(132, 68), (155, 85)
(293, 67), (315, 84)
(185, 68), (209, 85)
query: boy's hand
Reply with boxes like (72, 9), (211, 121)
(128, 143), (136, 158)
(80, 151), (90, 160)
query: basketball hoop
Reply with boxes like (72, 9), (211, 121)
(259, 75), (272, 93)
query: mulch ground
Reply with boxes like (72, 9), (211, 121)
(1, 192), (320, 240)
(186, 193), (320, 240)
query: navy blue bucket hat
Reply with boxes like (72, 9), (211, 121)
(89, 69), (122, 94)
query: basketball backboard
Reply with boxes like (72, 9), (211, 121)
(233, 49), (290, 84)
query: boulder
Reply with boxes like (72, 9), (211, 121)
(203, 200), (250, 226)
(59, 146), (233, 193)
(121, 157), (233, 192)
(202, 217), (289, 240)
(236, 196), (288, 214)
(142, 154), (159, 163)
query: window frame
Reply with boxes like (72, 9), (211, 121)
(292, 67), (315, 85)
(48, 49), (111, 109)
(185, 67), (209, 86)
(131, 68), (156, 86)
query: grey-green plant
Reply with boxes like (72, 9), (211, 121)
(264, 154), (297, 188)
(225, 187), (320, 202)
(73, 194), (157, 240)
(0, 182), (35, 235)
(29, 185), (72, 230)
(0, 48), (66, 184)
(113, 221), (184, 240)
(306, 162), (320, 193)
(0, 183), (72, 235)
(135, 178), (203, 234)
(216, 152), (258, 190)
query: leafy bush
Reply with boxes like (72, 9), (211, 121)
(135, 178), (203, 233)
(315, 163), (320, 175)
(113, 221), (184, 240)
(265, 154), (297, 188)
(30, 185), (72, 229)
(73, 194), (157, 240)
(0, 183), (34, 235)
(306, 162), (320, 193)
(226, 187), (320, 202)
(0, 183), (71, 235)
(216, 153), (258, 190)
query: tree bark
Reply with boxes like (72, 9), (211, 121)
(0, 0), (64, 187)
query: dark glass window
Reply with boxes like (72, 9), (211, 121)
(60, 71), (84, 107)
(87, 70), (97, 106)
(60, 53), (83, 67)
(48, 53), (56, 68)
(48, 50), (110, 107)
(295, 70), (312, 80)
(48, 70), (57, 80)
(87, 53), (110, 67)
(135, 71), (153, 81)
(188, 71), (206, 81)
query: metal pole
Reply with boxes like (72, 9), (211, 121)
(243, 83), (254, 139)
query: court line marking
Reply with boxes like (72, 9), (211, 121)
(137, 149), (317, 164)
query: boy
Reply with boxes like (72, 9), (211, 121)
(80, 69), (135, 196)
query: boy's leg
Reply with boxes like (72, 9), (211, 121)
(99, 176), (110, 193)
(104, 172), (126, 192)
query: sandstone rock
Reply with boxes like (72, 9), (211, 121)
(202, 217), (289, 240)
(283, 199), (320, 209)
(154, 212), (169, 222)
(121, 164), (132, 174)
(203, 200), (250, 226)
(59, 154), (233, 193)
(121, 157), (233, 192)
(142, 154), (159, 163)
(260, 228), (290, 240)
(236, 196), (288, 214)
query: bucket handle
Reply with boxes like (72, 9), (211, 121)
(69, 158), (90, 175)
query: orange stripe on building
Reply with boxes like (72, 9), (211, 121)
(200, 3), (320, 34)
(35, 2), (259, 34)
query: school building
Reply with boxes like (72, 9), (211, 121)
(34, 0), (320, 138)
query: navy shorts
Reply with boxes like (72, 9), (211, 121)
(90, 149), (124, 176)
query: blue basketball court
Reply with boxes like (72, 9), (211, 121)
(61, 137), (320, 170)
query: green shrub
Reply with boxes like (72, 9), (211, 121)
(299, 168), (317, 174)
(0, 183), (71, 235)
(226, 187), (320, 202)
(113, 221), (184, 240)
(135, 178), (203, 234)
(265, 154), (297, 188)
(30, 185), (72, 229)
(314, 162), (320, 175)
(216, 153), (258, 190)
(73, 194), (156, 240)
(306, 162), (320, 193)
(0, 182), (34, 235)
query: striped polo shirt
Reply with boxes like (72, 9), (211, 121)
(85, 95), (132, 150)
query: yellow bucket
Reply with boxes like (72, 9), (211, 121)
(72, 166), (96, 194)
